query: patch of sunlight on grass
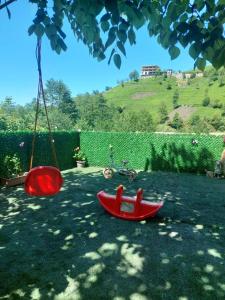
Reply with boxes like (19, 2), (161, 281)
(98, 243), (118, 256)
(159, 231), (167, 235)
(165, 281), (172, 290)
(83, 263), (105, 289)
(178, 297), (188, 300)
(217, 283), (225, 291)
(203, 285), (214, 291)
(31, 288), (41, 299)
(207, 249), (222, 259)
(81, 201), (94, 206)
(116, 235), (128, 242)
(83, 251), (101, 260)
(130, 293), (148, 300)
(140, 220), (146, 224)
(27, 204), (41, 210)
(197, 250), (204, 255)
(195, 224), (204, 230)
(159, 223), (166, 226)
(11, 289), (25, 297)
(204, 264), (214, 273)
(113, 297), (125, 300)
(65, 234), (74, 241)
(169, 232), (178, 238)
(161, 258), (170, 264)
(54, 230), (61, 235)
(118, 243), (145, 276)
(174, 254), (183, 259)
(157, 281), (172, 291)
(138, 284), (147, 292)
(88, 232), (98, 238)
(55, 276), (81, 300)
(201, 276), (209, 283)
(85, 214), (93, 219)
(61, 240), (73, 250)
(8, 211), (20, 216)
(212, 232), (219, 236)
(0, 224), (3, 229)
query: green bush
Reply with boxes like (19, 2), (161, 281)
(202, 96), (210, 106)
(2, 154), (23, 178)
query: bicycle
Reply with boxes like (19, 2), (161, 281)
(103, 145), (137, 182)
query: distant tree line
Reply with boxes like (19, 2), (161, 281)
(1, 76), (225, 133)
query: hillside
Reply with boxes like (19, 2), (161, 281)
(104, 72), (225, 123)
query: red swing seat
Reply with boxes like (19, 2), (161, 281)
(25, 166), (63, 197)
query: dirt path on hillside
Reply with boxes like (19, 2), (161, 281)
(169, 105), (196, 120)
(132, 91), (156, 99)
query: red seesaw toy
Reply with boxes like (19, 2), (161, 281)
(97, 185), (164, 221)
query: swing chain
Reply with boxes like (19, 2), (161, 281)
(29, 37), (59, 170)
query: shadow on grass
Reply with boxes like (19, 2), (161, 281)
(0, 167), (224, 299)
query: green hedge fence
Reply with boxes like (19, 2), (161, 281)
(0, 131), (224, 176)
(0, 131), (79, 177)
(80, 132), (225, 173)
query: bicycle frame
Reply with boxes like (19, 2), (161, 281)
(108, 146), (128, 172)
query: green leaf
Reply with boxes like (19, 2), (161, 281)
(58, 37), (67, 51)
(113, 53), (121, 69)
(34, 24), (45, 37)
(189, 43), (201, 59)
(177, 22), (189, 33)
(117, 41), (126, 56)
(169, 46), (180, 60)
(178, 34), (190, 48)
(117, 30), (127, 43)
(50, 36), (57, 50)
(43, 16), (51, 26)
(45, 24), (57, 37)
(28, 24), (36, 36)
(55, 43), (61, 55)
(169, 31), (177, 45)
(180, 13), (188, 23)
(108, 48), (115, 64)
(202, 46), (214, 61)
(105, 28), (116, 49)
(101, 21), (110, 32)
(97, 52), (106, 62)
(132, 9), (145, 29)
(128, 28), (136, 45)
(100, 13), (110, 22)
(119, 20), (129, 31)
(195, 57), (206, 71)
(57, 27), (66, 39)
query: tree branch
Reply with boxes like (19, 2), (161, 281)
(0, 0), (17, 10)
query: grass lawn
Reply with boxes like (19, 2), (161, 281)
(0, 167), (225, 300)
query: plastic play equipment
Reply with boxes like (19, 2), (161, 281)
(25, 166), (63, 196)
(97, 185), (164, 221)
(24, 38), (63, 197)
(103, 145), (137, 182)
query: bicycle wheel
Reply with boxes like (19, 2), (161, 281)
(128, 169), (137, 182)
(103, 168), (114, 179)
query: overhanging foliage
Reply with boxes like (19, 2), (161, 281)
(1, 0), (225, 69)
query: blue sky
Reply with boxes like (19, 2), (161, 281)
(0, 2), (196, 105)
